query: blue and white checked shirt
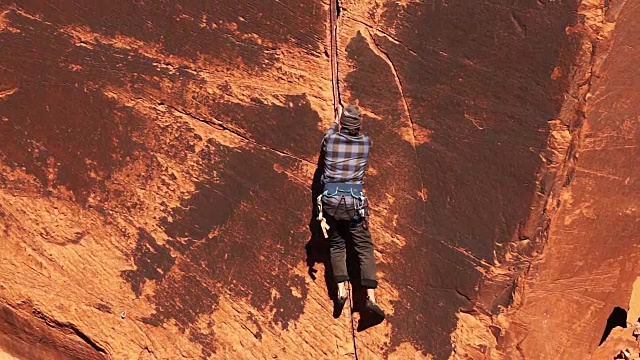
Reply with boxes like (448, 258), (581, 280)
(321, 122), (372, 185)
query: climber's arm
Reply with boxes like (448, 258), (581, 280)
(326, 104), (342, 136)
(321, 105), (342, 151)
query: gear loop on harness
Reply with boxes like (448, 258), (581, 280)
(317, 194), (331, 238)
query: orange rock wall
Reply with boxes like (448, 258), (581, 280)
(1, 0), (638, 359)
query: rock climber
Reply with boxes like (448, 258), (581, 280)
(316, 104), (385, 322)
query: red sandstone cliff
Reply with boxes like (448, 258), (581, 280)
(0, 0), (638, 359)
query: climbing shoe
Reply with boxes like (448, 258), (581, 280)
(364, 298), (385, 322)
(333, 295), (347, 318)
(357, 298), (385, 331)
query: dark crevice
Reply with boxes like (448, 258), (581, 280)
(141, 346), (158, 360)
(31, 308), (107, 355)
(455, 287), (475, 304)
(329, 0), (342, 109)
(68, 326), (108, 355)
(599, 306), (627, 345)
(330, 2), (358, 359)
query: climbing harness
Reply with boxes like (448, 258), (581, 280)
(321, 183), (369, 227)
(316, 183), (369, 238)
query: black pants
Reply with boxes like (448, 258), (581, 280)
(323, 197), (378, 289)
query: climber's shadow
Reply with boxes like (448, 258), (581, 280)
(305, 149), (380, 330)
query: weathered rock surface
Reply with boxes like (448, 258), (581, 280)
(494, 1), (640, 358)
(0, 0), (637, 359)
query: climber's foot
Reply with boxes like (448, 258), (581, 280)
(365, 297), (385, 322)
(333, 294), (348, 318)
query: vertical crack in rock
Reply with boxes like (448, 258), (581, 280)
(5, 0), (629, 358)
(510, 0), (618, 272)
(331, 3), (362, 359)
(362, 29), (427, 203)
(330, 0), (342, 109)
(467, 1), (624, 357)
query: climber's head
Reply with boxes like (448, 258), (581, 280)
(340, 104), (362, 134)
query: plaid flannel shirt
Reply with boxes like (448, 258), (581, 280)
(321, 122), (372, 185)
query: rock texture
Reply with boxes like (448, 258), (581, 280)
(0, 0), (638, 359)
(336, 0), (582, 357)
(493, 1), (640, 358)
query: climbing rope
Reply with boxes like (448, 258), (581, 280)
(346, 282), (359, 359)
(328, 1), (359, 359)
(329, 0), (342, 117)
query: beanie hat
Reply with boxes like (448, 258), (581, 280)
(340, 105), (362, 130)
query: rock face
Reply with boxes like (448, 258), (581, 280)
(495, 1), (640, 358)
(0, 0), (637, 359)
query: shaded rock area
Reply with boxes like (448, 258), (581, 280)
(494, 1), (640, 358)
(0, 0), (637, 359)
(336, 0), (585, 357)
